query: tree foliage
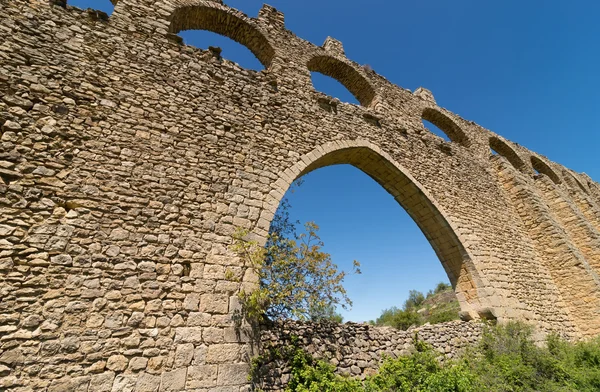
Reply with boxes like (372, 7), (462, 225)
(375, 306), (421, 331)
(233, 191), (359, 322)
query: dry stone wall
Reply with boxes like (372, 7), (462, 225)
(255, 320), (484, 391)
(0, 0), (599, 390)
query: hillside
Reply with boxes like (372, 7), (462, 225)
(373, 282), (460, 330)
(418, 286), (461, 325)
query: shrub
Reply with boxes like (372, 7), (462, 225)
(256, 322), (600, 392)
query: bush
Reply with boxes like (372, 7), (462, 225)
(257, 322), (600, 392)
(375, 307), (421, 331)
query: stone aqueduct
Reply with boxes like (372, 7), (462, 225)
(1, 0), (600, 390)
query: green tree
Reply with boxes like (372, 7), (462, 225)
(403, 290), (425, 310)
(310, 303), (344, 323)
(375, 307), (421, 331)
(434, 282), (451, 294)
(233, 193), (359, 322)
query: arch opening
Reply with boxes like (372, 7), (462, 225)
(310, 72), (360, 105)
(276, 164), (456, 323)
(169, 5), (275, 69)
(422, 119), (451, 143)
(489, 136), (527, 172)
(260, 142), (484, 319)
(531, 156), (561, 184)
(69, 0), (115, 15)
(307, 56), (375, 107)
(422, 108), (470, 147)
(563, 170), (589, 194)
(179, 30), (265, 71)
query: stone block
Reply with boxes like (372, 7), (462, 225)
(206, 344), (241, 364)
(174, 343), (195, 367)
(135, 372), (161, 392)
(160, 368), (187, 391)
(217, 363), (250, 385)
(186, 365), (218, 388)
(199, 294), (229, 314)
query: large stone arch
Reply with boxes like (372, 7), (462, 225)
(257, 140), (487, 316)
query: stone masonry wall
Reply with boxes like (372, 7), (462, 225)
(1, 0), (600, 390)
(255, 320), (484, 391)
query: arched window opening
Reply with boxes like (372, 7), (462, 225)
(259, 142), (485, 324)
(531, 156), (561, 184)
(422, 108), (470, 147)
(69, 0), (115, 15)
(179, 30), (264, 71)
(563, 170), (589, 194)
(422, 119), (450, 142)
(310, 72), (359, 105)
(489, 137), (526, 172)
(307, 56), (375, 106)
(169, 6), (275, 70)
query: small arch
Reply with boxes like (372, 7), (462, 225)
(307, 56), (376, 107)
(422, 108), (470, 147)
(563, 170), (589, 194)
(310, 72), (359, 105)
(168, 5), (275, 69)
(531, 156), (561, 184)
(422, 119), (451, 143)
(258, 140), (490, 315)
(489, 136), (527, 172)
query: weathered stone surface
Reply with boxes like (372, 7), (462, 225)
(135, 372), (161, 392)
(186, 365), (218, 388)
(107, 355), (129, 372)
(1, 0), (600, 391)
(160, 368), (187, 392)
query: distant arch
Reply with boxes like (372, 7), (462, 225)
(563, 170), (589, 194)
(489, 136), (527, 172)
(168, 4), (275, 69)
(307, 56), (376, 107)
(531, 156), (561, 184)
(259, 140), (488, 314)
(422, 108), (470, 147)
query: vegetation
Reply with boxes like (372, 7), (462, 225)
(254, 322), (600, 392)
(233, 192), (358, 322)
(373, 282), (460, 330)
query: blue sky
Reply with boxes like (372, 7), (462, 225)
(73, 0), (600, 322)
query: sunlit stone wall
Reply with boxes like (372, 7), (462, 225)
(1, 0), (600, 390)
